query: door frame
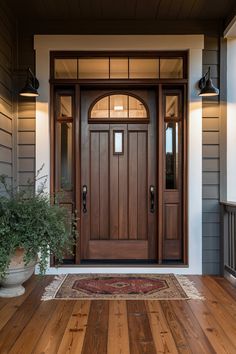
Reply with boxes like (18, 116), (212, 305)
(50, 50), (188, 265)
(50, 79), (188, 266)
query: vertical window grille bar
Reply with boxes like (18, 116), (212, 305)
(232, 212), (236, 270)
(128, 95), (129, 118)
(128, 58), (130, 79)
(231, 212), (234, 269)
(228, 212), (231, 268)
(224, 207), (228, 269)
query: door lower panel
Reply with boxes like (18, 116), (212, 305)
(88, 240), (148, 259)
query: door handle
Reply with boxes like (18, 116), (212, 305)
(82, 185), (87, 213)
(150, 185), (155, 213)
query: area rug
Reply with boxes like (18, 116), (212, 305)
(41, 274), (204, 301)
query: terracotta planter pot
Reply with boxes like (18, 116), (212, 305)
(0, 248), (37, 298)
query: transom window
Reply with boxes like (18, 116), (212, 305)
(53, 55), (185, 80)
(89, 94), (148, 120)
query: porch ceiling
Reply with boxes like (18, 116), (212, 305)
(8, 0), (235, 22)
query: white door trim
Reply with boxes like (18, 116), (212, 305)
(34, 34), (204, 274)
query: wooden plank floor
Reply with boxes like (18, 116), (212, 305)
(0, 276), (236, 353)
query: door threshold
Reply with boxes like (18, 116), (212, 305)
(42, 264), (193, 276)
(58, 260), (188, 268)
(81, 259), (157, 265)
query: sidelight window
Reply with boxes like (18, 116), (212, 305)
(59, 96), (73, 117)
(54, 90), (75, 263)
(164, 93), (182, 189)
(55, 92), (74, 191)
(58, 122), (73, 190)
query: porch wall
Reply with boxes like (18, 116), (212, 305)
(17, 34), (36, 191)
(19, 35), (222, 275)
(0, 2), (16, 192)
(0, 15), (222, 274)
(202, 36), (221, 274)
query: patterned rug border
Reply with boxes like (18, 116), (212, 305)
(41, 274), (204, 301)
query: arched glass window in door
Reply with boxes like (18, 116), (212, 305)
(89, 93), (149, 121)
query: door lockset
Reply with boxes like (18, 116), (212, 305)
(82, 185), (88, 213)
(150, 185), (155, 213)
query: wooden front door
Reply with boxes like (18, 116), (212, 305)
(81, 89), (157, 261)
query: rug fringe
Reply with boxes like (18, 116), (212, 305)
(175, 275), (204, 300)
(41, 275), (67, 301)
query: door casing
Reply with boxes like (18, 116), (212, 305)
(50, 81), (188, 266)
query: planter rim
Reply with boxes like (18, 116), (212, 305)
(4, 261), (37, 275)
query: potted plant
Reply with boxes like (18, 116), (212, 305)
(0, 173), (76, 298)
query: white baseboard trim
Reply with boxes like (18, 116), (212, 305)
(36, 266), (202, 275)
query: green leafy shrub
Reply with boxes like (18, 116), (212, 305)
(0, 173), (76, 279)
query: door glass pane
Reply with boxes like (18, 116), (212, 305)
(165, 121), (178, 189)
(55, 59), (77, 79)
(90, 96), (109, 118)
(110, 95), (128, 118)
(114, 131), (123, 154)
(59, 96), (72, 117)
(110, 58), (128, 78)
(60, 122), (73, 190)
(129, 96), (147, 118)
(129, 59), (159, 78)
(90, 94), (148, 120)
(165, 96), (178, 118)
(79, 58), (109, 79)
(160, 58), (183, 78)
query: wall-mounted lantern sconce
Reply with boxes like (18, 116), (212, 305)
(198, 66), (219, 97)
(19, 67), (39, 97)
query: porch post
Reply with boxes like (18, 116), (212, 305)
(226, 38), (236, 202)
(188, 48), (203, 274)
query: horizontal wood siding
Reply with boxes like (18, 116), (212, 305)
(202, 36), (221, 274)
(0, 1), (16, 193)
(17, 33), (36, 189)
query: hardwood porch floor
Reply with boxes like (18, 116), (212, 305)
(0, 276), (236, 353)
